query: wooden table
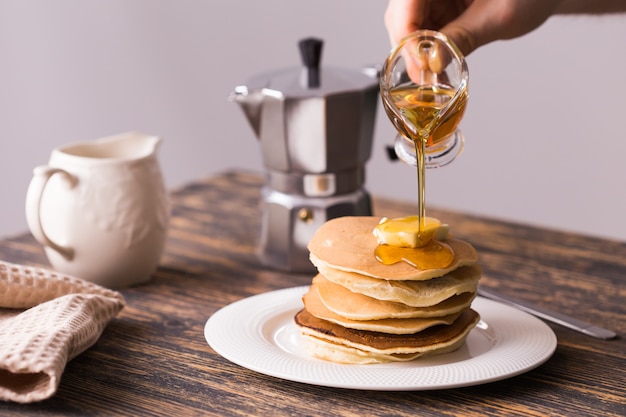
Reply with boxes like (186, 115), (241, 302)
(1, 171), (624, 416)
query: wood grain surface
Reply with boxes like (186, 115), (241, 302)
(1, 170), (624, 416)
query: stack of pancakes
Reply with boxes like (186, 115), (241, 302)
(294, 216), (482, 364)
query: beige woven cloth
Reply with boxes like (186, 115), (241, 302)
(0, 260), (125, 403)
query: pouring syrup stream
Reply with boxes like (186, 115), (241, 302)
(377, 34), (468, 269)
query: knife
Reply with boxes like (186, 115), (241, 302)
(477, 287), (617, 340)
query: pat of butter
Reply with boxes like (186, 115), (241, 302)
(373, 216), (449, 248)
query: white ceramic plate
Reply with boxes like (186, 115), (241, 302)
(204, 286), (557, 390)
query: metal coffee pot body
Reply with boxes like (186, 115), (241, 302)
(231, 38), (378, 272)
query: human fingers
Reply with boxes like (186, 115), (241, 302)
(439, 0), (563, 56)
(385, 0), (471, 47)
(384, 0), (427, 46)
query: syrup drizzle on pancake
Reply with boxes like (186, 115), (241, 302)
(375, 240), (454, 269)
(373, 215), (455, 269)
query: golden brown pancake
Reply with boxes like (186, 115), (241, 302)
(294, 308), (480, 356)
(300, 332), (468, 364)
(308, 216), (478, 281)
(312, 274), (475, 320)
(318, 264), (482, 307)
(303, 280), (463, 334)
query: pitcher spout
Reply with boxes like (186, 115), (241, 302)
(139, 133), (162, 156)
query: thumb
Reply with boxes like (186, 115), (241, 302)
(439, 24), (478, 57)
(439, 0), (562, 57)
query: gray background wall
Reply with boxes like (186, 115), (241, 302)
(2, 0), (625, 242)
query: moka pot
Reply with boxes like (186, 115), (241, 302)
(231, 38), (379, 272)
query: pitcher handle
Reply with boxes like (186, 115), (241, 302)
(25, 166), (76, 260)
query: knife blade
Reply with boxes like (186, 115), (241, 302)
(477, 287), (617, 340)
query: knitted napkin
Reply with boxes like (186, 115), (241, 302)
(0, 260), (125, 403)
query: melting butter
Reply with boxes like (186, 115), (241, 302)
(373, 216), (454, 269)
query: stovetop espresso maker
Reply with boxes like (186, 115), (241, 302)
(231, 38), (379, 272)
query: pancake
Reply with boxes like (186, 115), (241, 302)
(300, 334), (426, 363)
(318, 264), (482, 307)
(294, 308), (480, 357)
(300, 332), (468, 364)
(303, 280), (463, 333)
(312, 274), (475, 320)
(308, 216), (478, 280)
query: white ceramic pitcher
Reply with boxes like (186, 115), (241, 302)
(25, 132), (170, 288)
